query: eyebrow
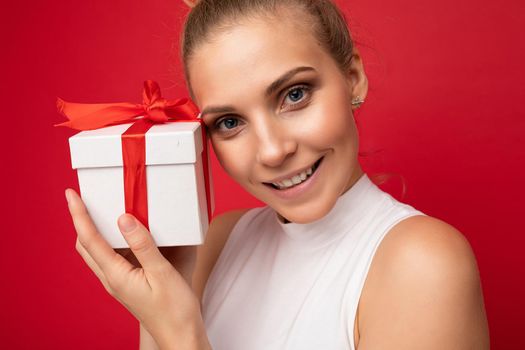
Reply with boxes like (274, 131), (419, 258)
(199, 66), (316, 119)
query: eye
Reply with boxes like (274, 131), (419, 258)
(214, 116), (241, 132)
(282, 84), (311, 109)
(287, 88), (304, 102)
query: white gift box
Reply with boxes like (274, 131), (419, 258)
(69, 121), (213, 248)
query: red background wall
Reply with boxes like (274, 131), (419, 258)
(3, 0), (524, 348)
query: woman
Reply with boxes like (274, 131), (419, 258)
(65, 0), (490, 348)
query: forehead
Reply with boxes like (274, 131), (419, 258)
(188, 16), (333, 106)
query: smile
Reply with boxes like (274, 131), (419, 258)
(264, 157), (323, 190)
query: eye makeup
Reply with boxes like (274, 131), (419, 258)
(280, 83), (313, 111)
(204, 76), (320, 136)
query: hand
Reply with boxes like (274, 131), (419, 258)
(183, 0), (199, 8)
(115, 244), (197, 287)
(65, 188), (210, 349)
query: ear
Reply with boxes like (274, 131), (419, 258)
(345, 47), (369, 110)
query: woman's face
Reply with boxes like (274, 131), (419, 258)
(188, 14), (367, 223)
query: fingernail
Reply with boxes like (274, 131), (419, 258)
(120, 215), (137, 233)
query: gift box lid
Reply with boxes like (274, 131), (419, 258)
(69, 121), (203, 169)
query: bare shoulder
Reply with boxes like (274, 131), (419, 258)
(357, 215), (490, 349)
(192, 209), (249, 302)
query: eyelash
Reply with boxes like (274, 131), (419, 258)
(211, 83), (313, 135)
(281, 84), (312, 110)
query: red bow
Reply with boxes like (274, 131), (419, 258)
(56, 80), (200, 130)
(56, 80), (212, 230)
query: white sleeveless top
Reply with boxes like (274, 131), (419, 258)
(202, 173), (425, 350)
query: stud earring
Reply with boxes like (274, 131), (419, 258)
(352, 96), (365, 108)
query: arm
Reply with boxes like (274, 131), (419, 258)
(192, 209), (249, 301)
(140, 323), (160, 350)
(356, 215), (490, 349)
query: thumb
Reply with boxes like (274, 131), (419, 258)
(118, 214), (168, 271)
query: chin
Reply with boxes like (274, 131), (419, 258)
(277, 197), (336, 224)
(274, 172), (357, 224)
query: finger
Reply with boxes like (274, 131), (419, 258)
(118, 213), (169, 272)
(115, 248), (141, 268)
(75, 237), (112, 292)
(75, 237), (104, 279)
(183, 0), (198, 8)
(66, 188), (128, 274)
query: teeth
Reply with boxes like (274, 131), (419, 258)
(282, 179), (293, 187)
(291, 175), (302, 184)
(271, 163), (317, 190)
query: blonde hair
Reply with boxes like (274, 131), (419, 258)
(179, 1), (408, 197)
(180, 0), (355, 95)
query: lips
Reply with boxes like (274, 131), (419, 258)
(263, 156), (323, 190)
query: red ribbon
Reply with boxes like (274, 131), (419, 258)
(56, 80), (212, 229)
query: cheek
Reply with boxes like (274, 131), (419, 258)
(211, 138), (253, 184)
(298, 91), (357, 149)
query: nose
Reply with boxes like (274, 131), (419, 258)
(254, 114), (297, 167)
